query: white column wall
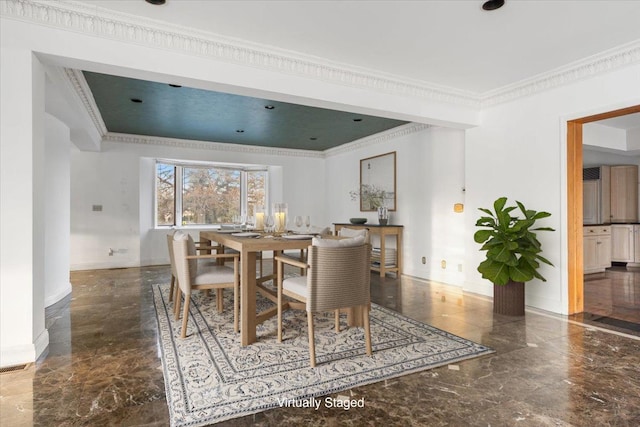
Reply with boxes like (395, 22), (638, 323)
(326, 126), (467, 286)
(0, 48), (48, 367)
(465, 64), (640, 314)
(44, 113), (72, 307)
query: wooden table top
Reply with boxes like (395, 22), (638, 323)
(200, 230), (314, 252)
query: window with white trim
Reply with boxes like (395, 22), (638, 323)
(155, 160), (268, 227)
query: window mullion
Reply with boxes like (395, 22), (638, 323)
(240, 170), (248, 219)
(175, 166), (183, 227)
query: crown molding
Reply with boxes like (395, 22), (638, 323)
(103, 122), (429, 159)
(0, 0), (479, 109)
(3, 1), (638, 116)
(103, 132), (327, 158)
(63, 68), (108, 135)
(324, 123), (430, 157)
(481, 40), (640, 107)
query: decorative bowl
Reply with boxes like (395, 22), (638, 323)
(349, 218), (367, 224)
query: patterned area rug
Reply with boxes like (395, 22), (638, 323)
(152, 283), (494, 427)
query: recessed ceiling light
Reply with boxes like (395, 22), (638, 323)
(145, 0), (166, 5)
(353, 118), (363, 122)
(482, 0), (505, 11)
(168, 84), (182, 88)
(236, 129), (244, 133)
(264, 105), (275, 110)
(130, 98), (143, 103)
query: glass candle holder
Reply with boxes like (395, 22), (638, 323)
(254, 205), (265, 231)
(273, 202), (288, 233)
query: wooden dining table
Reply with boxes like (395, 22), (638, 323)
(199, 230), (313, 346)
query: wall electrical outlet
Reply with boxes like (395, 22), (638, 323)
(421, 256), (426, 264)
(441, 260), (447, 269)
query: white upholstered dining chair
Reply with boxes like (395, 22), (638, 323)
(275, 236), (372, 367)
(170, 231), (240, 338)
(167, 232), (223, 305)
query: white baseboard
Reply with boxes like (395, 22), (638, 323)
(44, 282), (72, 307)
(0, 329), (49, 368)
(70, 260), (140, 271)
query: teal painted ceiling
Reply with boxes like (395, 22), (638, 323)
(83, 71), (408, 151)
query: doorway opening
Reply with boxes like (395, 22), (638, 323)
(567, 105), (640, 318)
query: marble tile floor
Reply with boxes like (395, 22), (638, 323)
(577, 266), (640, 335)
(1, 265), (640, 426)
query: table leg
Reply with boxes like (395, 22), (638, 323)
(241, 250), (257, 346)
(379, 230), (386, 277)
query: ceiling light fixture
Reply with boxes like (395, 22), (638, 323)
(482, 0), (504, 11)
(168, 84), (182, 88)
(145, 0), (166, 5)
(264, 105), (275, 110)
(236, 129), (244, 133)
(353, 118), (363, 122)
(310, 137), (317, 140)
(130, 98), (143, 103)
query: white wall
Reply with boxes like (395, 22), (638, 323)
(70, 138), (326, 269)
(583, 123), (627, 151)
(465, 64), (640, 314)
(326, 126), (466, 286)
(44, 113), (72, 307)
(583, 147), (640, 168)
(0, 48), (48, 367)
(628, 128), (640, 151)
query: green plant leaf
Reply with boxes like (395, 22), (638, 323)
(478, 259), (510, 285)
(494, 197), (507, 212)
(509, 263), (534, 282)
(474, 229), (494, 243)
(475, 197), (555, 285)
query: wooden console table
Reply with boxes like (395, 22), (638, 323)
(333, 223), (403, 277)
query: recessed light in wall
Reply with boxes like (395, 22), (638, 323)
(145, 0), (166, 5)
(236, 129), (245, 133)
(482, 0), (505, 11)
(264, 105), (275, 110)
(130, 98), (143, 103)
(353, 118), (363, 122)
(168, 84), (182, 88)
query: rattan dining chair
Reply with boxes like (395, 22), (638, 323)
(171, 231), (240, 338)
(275, 236), (372, 367)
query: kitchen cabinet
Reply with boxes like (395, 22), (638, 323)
(610, 165), (638, 223)
(635, 226), (640, 264)
(611, 224), (640, 264)
(583, 226), (611, 274)
(611, 224), (634, 262)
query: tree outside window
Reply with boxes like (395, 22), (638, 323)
(156, 161), (267, 227)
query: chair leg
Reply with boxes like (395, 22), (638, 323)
(216, 289), (223, 313)
(308, 311), (316, 368)
(277, 259), (284, 342)
(335, 310), (340, 332)
(299, 249), (305, 276)
(174, 289), (182, 320)
(234, 257), (239, 333)
(180, 294), (191, 338)
(169, 275), (175, 302)
(363, 304), (372, 356)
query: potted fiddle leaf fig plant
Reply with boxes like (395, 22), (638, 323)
(474, 197), (555, 316)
